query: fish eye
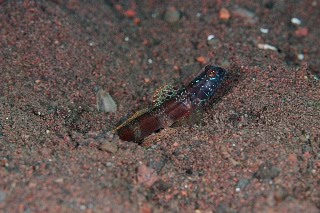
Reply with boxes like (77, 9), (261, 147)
(208, 70), (216, 77)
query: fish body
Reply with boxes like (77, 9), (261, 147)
(114, 65), (226, 142)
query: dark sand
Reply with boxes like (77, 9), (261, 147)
(0, 1), (319, 212)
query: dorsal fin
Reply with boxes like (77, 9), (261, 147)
(114, 108), (149, 131)
(152, 83), (178, 107)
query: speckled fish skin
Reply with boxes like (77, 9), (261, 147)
(115, 65), (226, 142)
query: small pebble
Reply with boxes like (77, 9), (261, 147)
(54, 178), (64, 183)
(99, 141), (118, 153)
(257, 43), (278, 51)
(207, 35), (217, 46)
(295, 27), (308, 36)
(235, 178), (249, 191)
(96, 89), (117, 113)
(254, 163), (280, 181)
(219, 8), (230, 20)
(164, 7), (180, 23)
(88, 41), (94, 46)
(196, 56), (206, 63)
(133, 17), (140, 25)
(207, 35), (215, 40)
(298, 53), (304, 60)
(232, 7), (258, 24)
(291, 17), (301, 25)
(123, 9), (136, 17)
(260, 28), (269, 33)
(143, 77), (150, 83)
(92, 85), (99, 92)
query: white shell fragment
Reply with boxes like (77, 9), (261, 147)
(291, 18), (301, 25)
(207, 35), (215, 40)
(257, 43), (278, 51)
(260, 28), (269, 33)
(96, 89), (117, 113)
(298, 53), (304, 60)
